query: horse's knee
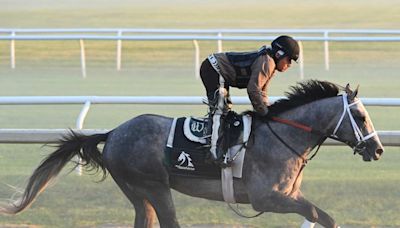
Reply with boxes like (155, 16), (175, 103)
(250, 197), (273, 212)
(303, 204), (318, 223)
(251, 202), (267, 212)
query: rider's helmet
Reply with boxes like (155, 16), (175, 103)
(271, 35), (300, 63)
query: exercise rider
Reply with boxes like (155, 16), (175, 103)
(199, 35), (300, 166)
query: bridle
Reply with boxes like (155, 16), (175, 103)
(267, 93), (378, 162)
(330, 94), (377, 153)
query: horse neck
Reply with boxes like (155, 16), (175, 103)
(272, 96), (343, 153)
(289, 96), (342, 130)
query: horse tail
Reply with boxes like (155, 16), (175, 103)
(0, 130), (109, 215)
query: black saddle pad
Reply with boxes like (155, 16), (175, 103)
(165, 117), (221, 179)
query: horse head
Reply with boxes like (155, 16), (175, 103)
(332, 84), (384, 161)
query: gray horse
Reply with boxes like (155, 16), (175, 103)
(0, 80), (384, 228)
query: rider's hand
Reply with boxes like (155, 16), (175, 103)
(258, 106), (269, 117)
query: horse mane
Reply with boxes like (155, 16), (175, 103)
(244, 80), (341, 117)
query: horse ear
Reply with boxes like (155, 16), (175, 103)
(348, 84), (359, 100)
(345, 83), (353, 94)
(354, 84), (359, 97)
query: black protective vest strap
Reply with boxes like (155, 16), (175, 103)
(226, 46), (268, 88)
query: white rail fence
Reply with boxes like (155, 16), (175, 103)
(0, 96), (399, 146)
(1, 28), (400, 78)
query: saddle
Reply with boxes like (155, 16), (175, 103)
(164, 111), (251, 179)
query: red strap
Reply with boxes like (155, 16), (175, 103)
(271, 117), (313, 133)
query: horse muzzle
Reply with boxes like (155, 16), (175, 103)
(373, 147), (384, 160)
(355, 141), (384, 161)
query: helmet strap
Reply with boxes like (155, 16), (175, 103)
(271, 50), (287, 65)
(267, 47), (283, 65)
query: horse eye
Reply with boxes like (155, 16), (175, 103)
(352, 110), (366, 122)
(356, 114), (366, 122)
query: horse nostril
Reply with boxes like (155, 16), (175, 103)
(376, 148), (384, 155)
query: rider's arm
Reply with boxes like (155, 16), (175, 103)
(247, 57), (273, 115)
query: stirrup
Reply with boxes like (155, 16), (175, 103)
(214, 148), (232, 168)
(214, 155), (232, 168)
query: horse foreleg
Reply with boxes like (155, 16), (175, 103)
(251, 191), (337, 228)
(297, 196), (339, 228)
(300, 219), (315, 228)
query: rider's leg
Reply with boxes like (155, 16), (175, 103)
(200, 59), (221, 146)
(199, 58), (230, 161)
(209, 75), (228, 159)
(200, 59), (220, 103)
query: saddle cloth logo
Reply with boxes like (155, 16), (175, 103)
(165, 114), (251, 179)
(175, 151), (195, 171)
(189, 119), (205, 136)
(183, 117), (208, 144)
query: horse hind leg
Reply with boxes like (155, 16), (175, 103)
(132, 197), (157, 228)
(130, 195), (157, 228)
(120, 180), (180, 228)
(111, 173), (179, 228)
(140, 180), (180, 228)
(112, 176), (157, 228)
(143, 199), (157, 227)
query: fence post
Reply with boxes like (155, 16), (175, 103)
(75, 101), (91, 175)
(298, 40), (304, 79)
(217, 32), (223, 53)
(116, 30), (122, 71)
(193, 40), (200, 79)
(324, 31), (330, 71)
(79, 39), (87, 78)
(10, 31), (16, 69)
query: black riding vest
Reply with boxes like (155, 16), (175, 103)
(226, 46), (268, 88)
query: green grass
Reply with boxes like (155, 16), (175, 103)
(0, 0), (400, 227)
(0, 147), (399, 228)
